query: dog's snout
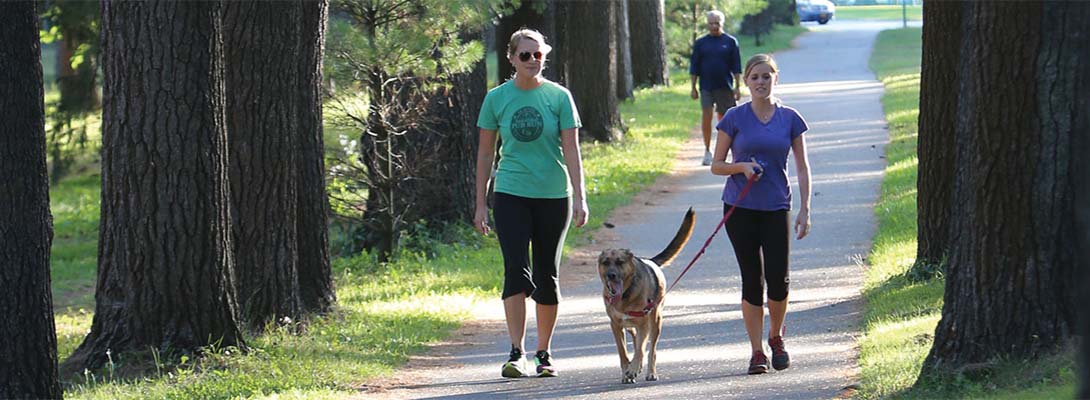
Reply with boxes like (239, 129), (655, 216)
(606, 271), (618, 281)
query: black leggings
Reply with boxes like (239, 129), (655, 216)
(723, 203), (790, 306)
(493, 192), (571, 305)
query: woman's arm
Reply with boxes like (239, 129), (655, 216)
(791, 134), (812, 239)
(560, 128), (588, 228)
(474, 129), (498, 235)
(710, 130), (762, 179)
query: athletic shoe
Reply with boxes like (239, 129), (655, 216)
(501, 347), (527, 378)
(534, 350), (558, 377)
(748, 350), (771, 375)
(769, 336), (790, 370)
(702, 150), (713, 166)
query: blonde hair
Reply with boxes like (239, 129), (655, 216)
(744, 53), (780, 78)
(507, 28), (552, 58)
(706, 10), (725, 24)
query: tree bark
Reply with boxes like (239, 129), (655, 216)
(0, 1), (62, 397)
(408, 28), (489, 226)
(66, 0), (244, 371)
(1071, 4), (1090, 398)
(922, 1), (1083, 372)
(562, 1), (624, 142)
(296, 0), (335, 315)
(628, 0), (669, 88)
(223, 0), (303, 331)
(615, 0), (634, 101)
(914, 0), (962, 273)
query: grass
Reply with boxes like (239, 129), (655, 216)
(836, 5), (922, 21)
(858, 27), (1076, 399)
(47, 25), (803, 398)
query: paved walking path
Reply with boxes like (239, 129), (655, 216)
(368, 20), (917, 399)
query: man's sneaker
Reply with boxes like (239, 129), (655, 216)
(501, 347), (527, 378)
(769, 336), (790, 370)
(702, 150), (713, 166)
(534, 350), (558, 377)
(748, 351), (771, 375)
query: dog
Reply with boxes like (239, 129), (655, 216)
(597, 207), (695, 384)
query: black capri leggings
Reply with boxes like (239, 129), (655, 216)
(723, 203), (791, 306)
(493, 192), (571, 305)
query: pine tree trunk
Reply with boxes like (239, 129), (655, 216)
(614, 0), (634, 101)
(65, 0), (244, 371)
(296, 0), (335, 315)
(914, 0), (962, 272)
(223, 0), (303, 331)
(563, 1), (624, 142)
(0, 2), (62, 397)
(628, 0), (668, 88)
(922, 1), (1083, 372)
(1071, 4), (1090, 397)
(453, 32), (490, 223)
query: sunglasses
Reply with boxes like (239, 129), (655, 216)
(518, 51), (544, 62)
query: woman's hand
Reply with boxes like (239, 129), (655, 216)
(690, 87), (699, 100)
(572, 196), (589, 228)
(794, 208), (811, 240)
(473, 205), (491, 235)
(742, 157), (763, 181)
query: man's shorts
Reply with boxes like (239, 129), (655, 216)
(700, 88), (736, 114)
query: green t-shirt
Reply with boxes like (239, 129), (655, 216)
(477, 80), (581, 199)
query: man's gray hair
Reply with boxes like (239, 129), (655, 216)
(706, 10), (725, 23)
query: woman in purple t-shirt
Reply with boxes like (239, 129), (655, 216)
(710, 53), (813, 375)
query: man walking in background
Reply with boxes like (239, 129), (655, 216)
(690, 10), (742, 166)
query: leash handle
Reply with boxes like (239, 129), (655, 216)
(664, 173), (758, 294)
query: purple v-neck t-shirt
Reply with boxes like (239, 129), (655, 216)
(716, 101), (808, 211)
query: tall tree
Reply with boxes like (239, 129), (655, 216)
(559, 1), (624, 142)
(327, 0), (507, 261)
(66, 0), (244, 371)
(404, 26), (492, 226)
(1074, 5), (1090, 395)
(0, 1), (62, 397)
(615, 0), (634, 101)
(296, 0), (336, 315)
(628, 0), (669, 87)
(42, 0), (101, 112)
(913, 0), (962, 276)
(920, 1), (1088, 373)
(223, 0), (303, 331)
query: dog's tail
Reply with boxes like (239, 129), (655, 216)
(650, 207), (696, 267)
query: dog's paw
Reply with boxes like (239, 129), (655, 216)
(622, 372), (637, 384)
(645, 373), (658, 381)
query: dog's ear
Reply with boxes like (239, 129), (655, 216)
(621, 249), (635, 262)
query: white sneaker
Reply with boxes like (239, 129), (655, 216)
(702, 151), (713, 166)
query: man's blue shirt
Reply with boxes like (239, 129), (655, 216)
(689, 33), (742, 91)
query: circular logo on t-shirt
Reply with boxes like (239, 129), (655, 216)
(511, 106), (544, 142)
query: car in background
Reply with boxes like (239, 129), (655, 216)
(797, 0), (836, 24)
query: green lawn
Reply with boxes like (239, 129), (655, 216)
(47, 25), (803, 398)
(859, 27), (1076, 399)
(837, 5), (922, 21)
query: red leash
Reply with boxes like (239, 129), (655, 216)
(625, 174), (759, 317)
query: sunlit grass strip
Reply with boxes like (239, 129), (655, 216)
(857, 27), (930, 400)
(835, 5), (922, 22)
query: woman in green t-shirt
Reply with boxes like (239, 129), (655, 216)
(473, 28), (588, 379)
